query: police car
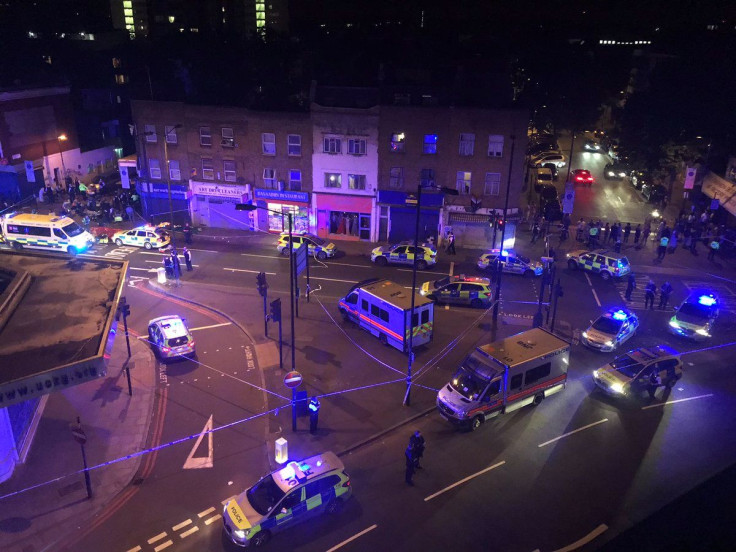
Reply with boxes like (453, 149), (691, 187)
(582, 308), (639, 351)
(669, 290), (720, 340)
(566, 249), (631, 280)
(223, 452), (352, 548)
(371, 241), (437, 270)
(147, 315), (196, 360)
(277, 233), (337, 260)
(477, 249), (543, 277)
(112, 225), (170, 249)
(420, 275), (493, 308)
(592, 345), (682, 398)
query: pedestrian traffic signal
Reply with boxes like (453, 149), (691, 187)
(256, 271), (268, 297)
(270, 298), (282, 322)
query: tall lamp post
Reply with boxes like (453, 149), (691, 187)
(57, 133), (68, 184)
(492, 134), (516, 327)
(404, 183), (458, 406)
(144, 124), (181, 245)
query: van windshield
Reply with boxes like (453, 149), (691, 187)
(62, 221), (85, 238)
(450, 353), (493, 399)
(246, 474), (285, 515)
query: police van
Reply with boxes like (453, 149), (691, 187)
(0, 213), (95, 255)
(437, 327), (570, 430)
(338, 278), (434, 353)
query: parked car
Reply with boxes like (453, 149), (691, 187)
(566, 249), (631, 280)
(541, 163), (559, 179)
(147, 315), (196, 360)
(477, 249), (543, 277)
(669, 290), (719, 340)
(592, 345), (683, 399)
(629, 170), (650, 190)
(641, 182), (667, 203)
(420, 275), (493, 308)
(542, 198), (563, 221)
(529, 152), (567, 168)
(608, 144), (621, 161)
(528, 142), (558, 156)
(535, 168), (556, 189)
(582, 308), (639, 352)
(537, 184), (558, 204)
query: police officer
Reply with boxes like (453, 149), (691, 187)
(171, 249), (182, 278)
(409, 430), (425, 469)
(657, 235), (669, 260)
(446, 231), (456, 255)
(183, 222), (193, 244)
(648, 370), (662, 399)
(183, 247), (193, 271)
(405, 445), (416, 486)
(659, 281), (673, 309)
(644, 279), (657, 310)
(625, 273), (637, 301)
(163, 256), (173, 279)
(708, 238), (720, 261)
(308, 396), (320, 434)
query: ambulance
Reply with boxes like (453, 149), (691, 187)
(437, 327), (570, 431)
(338, 278), (434, 353)
(0, 212), (95, 255)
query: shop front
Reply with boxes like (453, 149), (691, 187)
(314, 193), (374, 241)
(377, 190), (443, 244)
(189, 181), (253, 230)
(253, 189), (311, 234)
(139, 181), (190, 226)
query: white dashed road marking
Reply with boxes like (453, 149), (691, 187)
(147, 532), (167, 544)
(189, 322), (232, 331)
(204, 514), (222, 525)
(326, 524), (378, 552)
(424, 461), (505, 502)
(179, 526), (199, 538)
(641, 393), (714, 410)
(538, 419), (609, 448)
(172, 519), (191, 531)
(552, 524), (608, 552)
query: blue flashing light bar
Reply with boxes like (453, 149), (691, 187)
(612, 310), (628, 321)
(698, 295), (716, 306)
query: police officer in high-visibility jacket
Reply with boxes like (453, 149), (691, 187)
(309, 396), (321, 434)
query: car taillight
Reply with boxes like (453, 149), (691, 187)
(342, 480), (351, 488)
(483, 292), (492, 297)
(162, 346), (171, 353)
(189, 340), (195, 348)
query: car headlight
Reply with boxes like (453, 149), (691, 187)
(607, 171), (615, 176)
(582, 331), (588, 339)
(669, 319), (680, 328)
(593, 369), (599, 378)
(233, 528), (249, 539)
(696, 328), (710, 336)
(610, 383), (624, 394)
(605, 340), (614, 347)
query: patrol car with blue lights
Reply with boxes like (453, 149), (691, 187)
(476, 249), (543, 277)
(223, 451), (352, 547)
(112, 225), (170, 249)
(669, 290), (720, 340)
(592, 345), (683, 398)
(147, 315), (196, 360)
(566, 249), (631, 280)
(420, 275), (493, 308)
(582, 308), (639, 352)
(371, 241), (437, 270)
(277, 232), (336, 260)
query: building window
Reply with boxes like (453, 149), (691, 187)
(201, 158), (214, 180)
(484, 172), (501, 195)
(168, 160), (181, 181)
(262, 133), (276, 155)
(348, 174), (366, 190)
(200, 127), (212, 146)
(263, 168), (276, 188)
(325, 172), (341, 188)
(456, 171), (472, 194)
(389, 167), (404, 189)
(289, 169), (302, 191)
(390, 132), (405, 152)
(488, 135), (504, 157)
(221, 127), (235, 147)
(323, 137), (341, 154)
(459, 133), (475, 156)
(223, 160), (237, 182)
(145, 124), (156, 142)
(423, 134), (438, 154)
(112, 57), (121, 68)
(348, 139), (366, 155)
(149, 158), (161, 179)
(165, 125), (178, 144)
(420, 168), (435, 187)
(288, 134), (302, 156)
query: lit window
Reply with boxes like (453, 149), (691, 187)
(149, 158), (161, 179)
(145, 124), (156, 142)
(125, 16), (134, 25)
(200, 127), (212, 146)
(288, 134), (301, 156)
(423, 134), (438, 154)
(323, 137), (341, 154)
(165, 125), (178, 144)
(348, 139), (366, 155)
(115, 74), (127, 84)
(390, 132), (405, 152)
(221, 127), (235, 147)
(124, 8), (133, 17)
(488, 135), (504, 157)
(112, 57), (121, 68)
(169, 160), (181, 181)
(223, 160), (237, 182)
(389, 167), (404, 189)
(456, 171), (472, 194)
(263, 168), (276, 188)
(348, 174), (366, 190)
(325, 173), (341, 188)
(459, 133), (475, 156)
(484, 173), (500, 196)
(262, 133), (276, 155)
(169, 16), (175, 23)
(123, 0), (132, 7)
(289, 169), (302, 191)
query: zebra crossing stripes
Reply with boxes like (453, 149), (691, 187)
(682, 281), (736, 314)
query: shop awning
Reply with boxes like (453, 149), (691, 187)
(702, 172), (736, 216)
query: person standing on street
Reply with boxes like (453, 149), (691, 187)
(623, 222), (632, 243)
(657, 235), (669, 261)
(625, 273), (637, 301)
(641, 221), (651, 247)
(648, 370), (662, 400)
(446, 231), (456, 255)
(164, 256), (173, 279)
(183, 247), (193, 271)
(708, 238), (720, 261)
(634, 224), (642, 245)
(405, 445), (416, 486)
(531, 223), (540, 244)
(644, 280), (657, 310)
(171, 249), (182, 283)
(659, 281), (673, 309)
(409, 430), (425, 469)
(183, 223), (193, 244)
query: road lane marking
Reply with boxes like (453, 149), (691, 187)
(125, 547), (142, 552)
(424, 461), (505, 502)
(198, 507), (216, 518)
(148, 532), (168, 544)
(204, 514), (222, 525)
(224, 267), (276, 275)
(641, 393), (714, 410)
(449, 261), (455, 276)
(172, 519), (192, 531)
(183, 414), (214, 469)
(188, 248), (218, 253)
(326, 524), (378, 552)
(397, 268), (451, 275)
(308, 276), (358, 284)
(179, 526), (199, 538)
(129, 267), (156, 272)
(584, 273), (601, 306)
(189, 322), (232, 331)
(240, 253), (284, 260)
(153, 541), (173, 552)
(552, 524), (608, 552)
(538, 418), (608, 448)
(326, 261), (373, 269)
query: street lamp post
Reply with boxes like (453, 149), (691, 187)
(492, 135), (516, 327)
(57, 134), (68, 184)
(163, 125), (182, 246)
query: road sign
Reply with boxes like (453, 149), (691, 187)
(294, 243), (307, 275)
(71, 425), (87, 445)
(283, 371), (303, 388)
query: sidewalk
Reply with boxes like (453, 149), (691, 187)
(0, 335), (158, 552)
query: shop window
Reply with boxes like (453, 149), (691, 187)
(223, 160), (237, 182)
(420, 168), (435, 187)
(323, 137), (341, 154)
(390, 132), (405, 152)
(165, 125), (178, 144)
(221, 127), (235, 147)
(328, 212), (363, 237)
(289, 169), (302, 191)
(201, 157), (214, 180)
(263, 168), (276, 188)
(348, 174), (366, 190)
(262, 133), (276, 155)
(348, 139), (366, 155)
(145, 124), (156, 142)
(456, 171), (471, 194)
(288, 134), (301, 156)
(459, 133), (475, 156)
(488, 135), (504, 157)
(200, 127), (212, 146)
(484, 173), (500, 196)
(169, 159), (181, 180)
(149, 158), (161, 179)
(389, 167), (404, 189)
(325, 173), (341, 188)
(423, 134), (438, 154)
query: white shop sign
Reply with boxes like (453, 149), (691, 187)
(190, 181), (249, 199)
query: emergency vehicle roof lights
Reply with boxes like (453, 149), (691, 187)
(612, 310), (628, 321)
(698, 295), (716, 306)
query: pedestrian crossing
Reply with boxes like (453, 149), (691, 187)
(615, 275), (675, 312)
(682, 280), (736, 314)
(80, 245), (137, 259)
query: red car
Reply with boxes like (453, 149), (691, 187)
(572, 169), (594, 186)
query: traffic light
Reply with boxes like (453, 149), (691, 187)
(270, 298), (282, 322)
(256, 271), (268, 297)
